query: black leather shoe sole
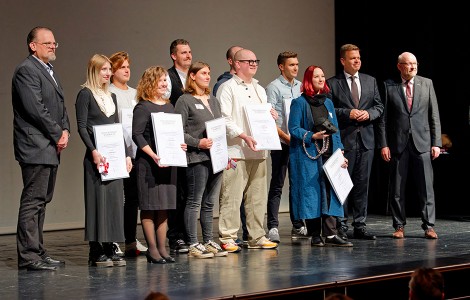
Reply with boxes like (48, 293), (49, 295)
(353, 231), (376, 240)
(325, 236), (353, 247)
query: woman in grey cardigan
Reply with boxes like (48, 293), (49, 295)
(174, 62), (228, 259)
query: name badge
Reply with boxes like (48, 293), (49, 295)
(195, 104), (204, 109)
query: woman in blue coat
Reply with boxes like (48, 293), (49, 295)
(288, 65), (352, 247)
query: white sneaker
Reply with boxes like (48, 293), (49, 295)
(188, 243), (214, 259)
(204, 240), (228, 257)
(113, 242), (124, 257)
(136, 239), (148, 253)
(268, 228), (280, 243)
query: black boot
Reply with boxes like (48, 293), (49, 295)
(89, 242), (113, 267)
(103, 242), (126, 267)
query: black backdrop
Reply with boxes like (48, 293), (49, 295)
(334, 1), (470, 217)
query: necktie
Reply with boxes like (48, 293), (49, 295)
(405, 80), (412, 110)
(350, 76), (359, 107)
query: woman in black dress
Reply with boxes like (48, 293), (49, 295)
(75, 54), (132, 267)
(132, 66), (187, 264)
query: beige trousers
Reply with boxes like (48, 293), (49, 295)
(218, 159), (267, 244)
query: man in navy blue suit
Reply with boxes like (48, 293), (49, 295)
(327, 44), (383, 241)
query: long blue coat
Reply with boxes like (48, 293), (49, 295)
(288, 94), (344, 220)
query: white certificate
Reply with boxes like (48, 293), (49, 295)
(283, 98), (293, 135)
(119, 108), (137, 159)
(93, 123), (130, 181)
(205, 117), (229, 174)
(244, 104), (282, 150)
(151, 112), (187, 167)
(322, 148), (353, 205)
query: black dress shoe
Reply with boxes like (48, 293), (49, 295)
(337, 228), (348, 240)
(311, 236), (325, 247)
(146, 252), (166, 264)
(353, 229), (376, 240)
(163, 256), (176, 263)
(25, 261), (57, 271)
(43, 256), (65, 266)
(325, 235), (353, 247)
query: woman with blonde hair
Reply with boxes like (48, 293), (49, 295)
(75, 54), (132, 267)
(132, 66), (187, 264)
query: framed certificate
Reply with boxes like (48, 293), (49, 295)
(205, 117), (229, 174)
(93, 123), (130, 181)
(244, 104), (281, 150)
(151, 112), (187, 167)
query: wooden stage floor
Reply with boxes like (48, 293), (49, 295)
(1, 213), (469, 299)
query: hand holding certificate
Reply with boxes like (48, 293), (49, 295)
(93, 123), (130, 181)
(322, 148), (353, 205)
(244, 104), (282, 150)
(151, 112), (187, 167)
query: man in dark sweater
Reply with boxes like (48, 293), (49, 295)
(166, 39), (192, 254)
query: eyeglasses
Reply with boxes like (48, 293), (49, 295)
(399, 62), (418, 67)
(238, 59), (260, 66)
(35, 41), (59, 49)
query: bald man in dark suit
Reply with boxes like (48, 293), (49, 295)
(12, 26), (70, 271)
(378, 52), (441, 240)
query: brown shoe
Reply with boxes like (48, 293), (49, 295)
(392, 227), (404, 239)
(425, 228), (438, 239)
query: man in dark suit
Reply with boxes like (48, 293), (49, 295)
(12, 26), (70, 270)
(327, 44), (383, 240)
(378, 52), (441, 239)
(166, 39), (192, 254)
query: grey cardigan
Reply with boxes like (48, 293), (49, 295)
(174, 93), (222, 164)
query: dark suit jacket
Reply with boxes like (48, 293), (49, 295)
(12, 55), (70, 165)
(168, 66), (184, 106)
(326, 73), (383, 151)
(377, 75), (441, 154)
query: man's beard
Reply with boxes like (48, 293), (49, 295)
(48, 53), (56, 62)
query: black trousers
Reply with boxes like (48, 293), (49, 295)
(339, 134), (374, 231)
(123, 163), (138, 245)
(167, 167), (188, 244)
(17, 163), (58, 267)
(267, 143), (303, 230)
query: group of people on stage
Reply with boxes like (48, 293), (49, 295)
(12, 26), (442, 270)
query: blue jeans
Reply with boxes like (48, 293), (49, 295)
(184, 161), (223, 244)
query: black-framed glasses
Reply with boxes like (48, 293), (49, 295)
(399, 62), (418, 67)
(35, 41), (59, 49)
(238, 59), (260, 66)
